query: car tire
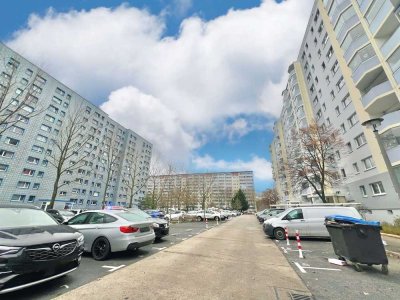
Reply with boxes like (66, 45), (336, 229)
(214, 216), (220, 221)
(274, 228), (286, 240)
(197, 216), (203, 222)
(91, 237), (111, 261)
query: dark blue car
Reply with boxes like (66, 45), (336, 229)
(145, 210), (165, 219)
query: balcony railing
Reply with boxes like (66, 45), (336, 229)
(369, 0), (393, 35)
(331, 0), (351, 26)
(381, 26), (400, 58)
(379, 110), (400, 133)
(387, 144), (400, 165)
(352, 56), (380, 83)
(344, 35), (369, 62)
(394, 68), (400, 85)
(362, 80), (392, 108)
(359, 0), (373, 15)
(337, 15), (360, 43)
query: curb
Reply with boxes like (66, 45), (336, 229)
(381, 233), (400, 239)
(386, 250), (400, 259)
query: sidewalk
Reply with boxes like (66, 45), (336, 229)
(382, 234), (400, 258)
(56, 215), (311, 300)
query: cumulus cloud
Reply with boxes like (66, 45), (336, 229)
(223, 117), (272, 142)
(6, 0), (313, 183)
(193, 154), (273, 182)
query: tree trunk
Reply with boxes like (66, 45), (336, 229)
(48, 174), (61, 209)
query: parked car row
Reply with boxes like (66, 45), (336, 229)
(256, 206), (363, 240)
(0, 205), (167, 295)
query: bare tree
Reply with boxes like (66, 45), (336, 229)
(286, 122), (343, 203)
(0, 57), (44, 134)
(257, 188), (280, 211)
(99, 131), (122, 208)
(181, 181), (196, 211)
(46, 103), (94, 209)
(198, 173), (216, 217)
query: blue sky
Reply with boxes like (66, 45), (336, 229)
(1, 0), (312, 192)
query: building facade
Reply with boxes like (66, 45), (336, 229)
(271, 0), (400, 222)
(147, 171), (255, 210)
(0, 43), (152, 209)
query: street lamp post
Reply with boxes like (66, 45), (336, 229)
(361, 118), (400, 201)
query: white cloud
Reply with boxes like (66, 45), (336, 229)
(172, 0), (193, 16)
(193, 154), (273, 182)
(223, 117), (272, 142)
(6, 0), (313, 179)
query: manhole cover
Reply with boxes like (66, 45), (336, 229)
(289, 293), (313, 300)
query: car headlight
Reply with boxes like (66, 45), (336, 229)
(153, 223), (160, 228)
(77, 234), (84, 246)
(0, 245), (21, 256)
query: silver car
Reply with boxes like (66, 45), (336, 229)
(66, 210), (155, 260)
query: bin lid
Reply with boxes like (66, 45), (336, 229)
(325, 215), (380, 226)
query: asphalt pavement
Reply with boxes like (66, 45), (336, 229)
(7, 220), (219, 300)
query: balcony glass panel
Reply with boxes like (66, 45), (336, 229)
(379, 111), (400, 133)
(352, 56), (380, 83)
(337, 15), (360, 43)
(387, 144), (400, 164)
(344, 34), (369, 62)
(361, 81), (392, 108)
(369, 0), (393, 34)
(381, 26), (400, 58)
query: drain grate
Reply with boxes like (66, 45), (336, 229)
(289, 293), (313, 300)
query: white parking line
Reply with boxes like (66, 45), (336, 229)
(294, 262), (307, 273)
(60, 285), (69, 289)
(293, 262), (341, 273)
(280, 247), (288, 254)
(152, 247), (167, 251)
(185, 229), (193, 232)
(102, 265), (126, 272)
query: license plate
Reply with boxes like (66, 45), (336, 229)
(140, 227), (150, 232)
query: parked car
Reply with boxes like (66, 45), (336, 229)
(144, 210), (165, 219)
(65, 210), (155, 260)
(263, 206), (363, 239)
(46, 209), (76, 223)
(256, 208), (269, 217)
(164, 210), (186, 221)
(258, 209), (285, 223)
(0, 204), (84, 295)
(127, 209), (169, 240)
(192, 210), (224, 221)
(71, 209), (86, 215)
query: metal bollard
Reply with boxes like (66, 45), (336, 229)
(295, 230), (304, 259)
(285, 227), (290, 246)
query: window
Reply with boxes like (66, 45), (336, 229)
(56, 120), (62, 126)
(317, 49), (321, 58)
(370, 182), (385, 195)
(52, 96), (62, 105)
(341, 169), (347, 178)
(341, 94), (351, 108)
(27, 156), (40, 165)
(322, 62), (326, 70)
(362, 156), (375, 170)
(314, 37), (318, 45)
(326, 117), (331, 125)
(22, 168), (35, 176)
(335, 106), (340, 116)
(33, 183), (40, 190)
(346, 142), (353, 153)
(5, 137), (19, 146)
(318, 89), (322, 98)
(349, 44), (376, 72)
(17, 114), (29, 124)
(20, 78), (28, 86)
(42, 159), (48, 166)
(285, 209), (304, 220)
(0, 150), (14, 158)
(11, 126), (24, 135)
(32, 84), (42, 94)
(36, 135), (48, 143)
(336, 150), (341, 159)
(17, 181), (30, 189)
(313, 96), (319, 106)
(326, 75), (330, 84)
(40, 124), (52, 132)
(55, 87), (65, 96)
(31, 145), (44, 153)
(37, 171), (44, 177)
(28, 196), (36, 203)
(69, 213), (90, 225)
(360, 185), (367, 197)
(340, 123), (346, 133)
(322, 103), (326, 111)
(353, 163), (360, 173)
(11, 194), (26, 202)
(330, 90), (335, 99)
(348, 113), (359, 127)
(0, 164), (9, 172)
(59, 191), (67, 196)
(322, 33), (328, 47)
(315, 76), (319, 84)
(336, 76), (345, 91)
(48, 105), (59, 114)
(15, 88), (23, 95)
(326, 46), (333, 60)
(22, 105), (34, 113)
(354, 133), (367, 147)
(44, 114), (55, 123)
(26, 69), (33, 77)
(317, 110), (323, 120)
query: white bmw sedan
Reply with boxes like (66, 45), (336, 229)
(65, 209), (155, 260)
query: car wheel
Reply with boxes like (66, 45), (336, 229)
(214, 216), (220, 221)
(197, 216), (203, 222)
(91, 237), (111, 261)
(274, 228), (285, 240)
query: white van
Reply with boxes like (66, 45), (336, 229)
(263, 206), (362, 239)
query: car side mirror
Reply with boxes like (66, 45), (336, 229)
(62, 221), (69, 225)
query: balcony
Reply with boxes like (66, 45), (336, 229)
(387, 144), (400, 165)
(331, 0), (351, 26)
(337, 15), (360, 43)
(379, 110), (400, 133)
(362, 81), (399, 115)
(344, 35), (369, 62)
(358, 0), (373, 15)
(381, 26), (400, 58)
(369, 0), (394, 36)
(395, 68), (400, 85)
(353, 56), (381, 87)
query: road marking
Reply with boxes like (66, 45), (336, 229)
(303, 266), (341, 271)
(294, 262), (307, 273)
(60, 285), (69, 289)
(170, 242), (175, 245)
(152, 246), (167, 251)
(102, 265), (126, 272)
(188, 234), (193, 237)
(281, 247), (288, 254)
(287, 249), (312, 253)
(185, 229), (193, 232)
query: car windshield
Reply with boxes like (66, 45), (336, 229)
(59, 210), (75, 217)
(128, 209), (152, 219)
(115, 211), (149, 222)
(0, 208), (58, 227)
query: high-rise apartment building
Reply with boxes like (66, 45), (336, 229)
(147, 171), (255, 209)
(271, 0), (400, 222)
(0, 43), (152, 209)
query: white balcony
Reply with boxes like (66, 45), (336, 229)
(331, 0), (351, 26)
(369, 0), (394, 36)
(353, 56), (381, 87)
(337, 15), (360, 43)
(358, 0), (373, 15)
(387, 144), (400, 165)
(344, 35), (369, 63)
(362, 81), (399, 115)
(381, 26), (400, 58)
(379, 110), (400, 133)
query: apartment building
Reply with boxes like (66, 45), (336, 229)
(147, 171), (255, 209)
(0, 43), (152, 209)
(271, 0), (400, 222)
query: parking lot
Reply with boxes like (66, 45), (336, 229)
(9, 220), (224, 300)
(272, 234), (400, 299)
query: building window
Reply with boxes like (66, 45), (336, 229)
(27, 196), (36, 203)
(316, 109), (322, 120)
(22, 168), (35, 176)
(341, 94), (351, 108)
(340, 123), (346, 133)
(353, 163), (360, 173)
(17, 181), (30, 189)
(48, 105), (59, 114)
(52, 96), (62, 105)
(346, 142), (353, 153)
(37, 171), (44, 178)
(341, 169), (347, 178)
(335, 150), (341, 159)
(326, 46), (334, 60)
(313, 96), (319, 106)
(41, 124), (52, 132)
(0, 150), (14, 158)
(330, 90), (335, 99)
(362, 156), (375, 170)
(44, 114), (55, 123)
(331, 60), (339, 75)
(322, 33), (328, 47)
(335, 106), (340, 116)
(370, 182), (385, 195)
(0, 164), (9, 172)
(348, 113), (359, 127)
(32, 183), (40, 190)
(322, 62), (326, 70)
(354, 133), (367, 147)
(27, 156), (40, 165)
(55, 87), (65, 96)
(36, 135), (48, 143)
(360, 185), (367, 197)
(26, 69), (33, 77)
(326, 75), (330, 84)
(11, 125), (24, 135)
(336, 76), (345, 91)
(31, 145), (44, 153)
(326, 117), (331, 125)
(4, 137), (19, 146)
(11, 194), (26, 202)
